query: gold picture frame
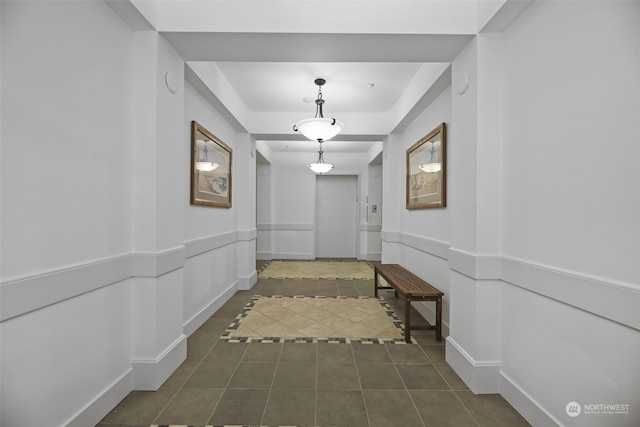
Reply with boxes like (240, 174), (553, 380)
(406, 123), (446, 209)
(190, 121), (232, 208)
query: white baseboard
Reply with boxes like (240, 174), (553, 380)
(500, 372), (561, 427)
(183, 282), (238, 337)
(132, 334), (187, 390)
(256, 251), (272, 260)
(66, 368), (133, 427)
(272, 252), (314, 260)
(445, 337), (501, 394)
(238, 270), (258, 290)
(360, 252), (382, 261)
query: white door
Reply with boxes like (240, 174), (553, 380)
(315, 175), (358, 258)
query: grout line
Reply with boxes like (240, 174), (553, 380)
(351, 345), (372, 427)
(204, 338), (252, 425)
(155, 291), (254, 426)
(150, 346), (211, 425)
(386, 342), (428, 427)
(314, 341), (319, 427)
(452, 390), (482, 427)
(417, 342), (434, 364)
(406, 391), (428, 427)
(258, 339), (284, 426)
(151, 330), (224, 425)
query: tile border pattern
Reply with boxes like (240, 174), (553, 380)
(220, 295), (416, 344)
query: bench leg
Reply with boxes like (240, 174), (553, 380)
(435, 296), (442, 342)
(374, 272), (378, 297)
(404, 298), (411, 343)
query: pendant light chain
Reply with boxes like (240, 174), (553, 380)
(315, 84), (324, 118)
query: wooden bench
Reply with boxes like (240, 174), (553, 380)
(374, 264), (444, 343)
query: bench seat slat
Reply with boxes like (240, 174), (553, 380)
(375, 264), (443, 297)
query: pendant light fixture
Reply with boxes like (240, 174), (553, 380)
(293, 78), (343, 142)
(419, 141), (441, 173)
(308, 141), (334, 174)
(195, 141), (220, 172)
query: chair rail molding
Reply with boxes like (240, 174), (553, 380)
(0, 254), (133, 322)
(381, 229), (450, 260)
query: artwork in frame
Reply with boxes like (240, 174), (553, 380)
(406, 122), (446, 209)
(190, 120), (232, 208)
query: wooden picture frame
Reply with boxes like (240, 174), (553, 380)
(406, 122), (446, 209)
(190, 120), (232, 208)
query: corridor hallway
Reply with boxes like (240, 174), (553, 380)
(98, 260), (529, 427)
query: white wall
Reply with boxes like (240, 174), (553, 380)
(363, 164), (383, 260)
(382, 87), (452, 330)
(498, 2), (640, 426)
(182, 79), (257, 335)
(233, 131), (258, 289)
(0, 2), (258, 426)
(446, 32), (505, 394)
(256, 163), (273, 259)
(257, 149), (379, 260)
(381, 2), (639, 427)
(1, 1), (133, 278)
(184, 82), (238, 241)
(129, 28), (188, 393)
(501, 1), (638, 283)
(269, 151), (317, 258)
(1, 2), (135, 426)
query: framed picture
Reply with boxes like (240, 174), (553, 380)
(190, 120), (232, 208)
(406, 122), (446, 209)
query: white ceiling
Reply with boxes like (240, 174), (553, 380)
(208, 61), (435, 156)
(264, 139), (381, 153)
(214, 62), (423, 114)
(109, 0), (527, 155)
(191, 58), (449, 157)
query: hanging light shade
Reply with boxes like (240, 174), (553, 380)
(419, 163), (441, 173)
(195, 141), (220, 172)
(196, 161), (219, 172)
(294, 78), (343, 142)
(309, 162), (334, 174)
(295, 117), (342, 142)
(308, 141), (334, 174)
(419, 141), (441, 173)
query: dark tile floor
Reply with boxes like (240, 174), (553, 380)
(97, 261), (529, 427)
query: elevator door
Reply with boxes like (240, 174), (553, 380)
(315, 175), (357, 258)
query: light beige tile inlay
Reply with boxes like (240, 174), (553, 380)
(258, 261), (374, 279)
(224, 296), (407, 342)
